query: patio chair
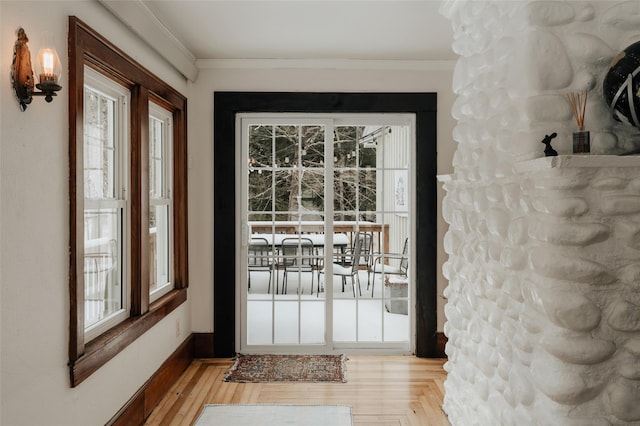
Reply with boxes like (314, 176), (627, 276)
(248, 237), (274, 293)
(341, 232), (373, 286)
(368, 237), (408, 297)
(318, 236), (363, 298)
(280, 237), (317, 295)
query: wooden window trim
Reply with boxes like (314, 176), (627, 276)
(68, 16), (188, 387)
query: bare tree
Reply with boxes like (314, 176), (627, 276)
(248, 124), (376, 221)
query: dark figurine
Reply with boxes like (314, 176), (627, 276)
(541, 132), (558, 156)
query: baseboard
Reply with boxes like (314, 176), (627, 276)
(107, 334), (195, 426)
(435, 332), (448, 358)
(194, 332), (215, 358)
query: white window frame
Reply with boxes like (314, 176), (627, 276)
(148, 102), (174, 302)
(83, 66), (131, 342)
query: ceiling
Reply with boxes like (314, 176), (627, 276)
(100, 1), (455, 80)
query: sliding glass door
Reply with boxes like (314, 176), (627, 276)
(238, 114), (414, 354)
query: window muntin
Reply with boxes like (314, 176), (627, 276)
(83, 67), (130, 341)
(149, 102), (173, 302)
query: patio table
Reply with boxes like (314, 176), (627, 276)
(250, 232), (349, 249)
(248, 221), (389, 252)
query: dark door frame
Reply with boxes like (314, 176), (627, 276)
(213, 92), (437, 357)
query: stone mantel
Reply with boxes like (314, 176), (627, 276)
(515, 155), (640, 173)
(438, 155), (640, 185)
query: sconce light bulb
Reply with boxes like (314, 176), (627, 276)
(43, 51), (54, 74)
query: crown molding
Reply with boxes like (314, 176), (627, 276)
(196, 58), (456, 71)
(98, 0), (199, 82)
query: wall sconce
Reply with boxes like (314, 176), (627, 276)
(11, 27), (62, 111)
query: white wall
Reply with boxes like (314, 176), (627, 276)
(187, 61), (456, 335)
(1, 2), (190, 425)
(1, 2), (457, 423)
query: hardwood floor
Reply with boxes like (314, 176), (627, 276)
(144, 355), (450, 426)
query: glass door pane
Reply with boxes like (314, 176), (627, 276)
(331, 124), (411, 347)
(241, 115), (413, 354)
(244, 120), (329, 350)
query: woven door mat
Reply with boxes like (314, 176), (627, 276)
(223, 354), (347, 383)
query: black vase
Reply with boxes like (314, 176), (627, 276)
(573, 131), (590, 154)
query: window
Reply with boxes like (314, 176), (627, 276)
(83, 67), (130, 341)
(68, 17), (188, 387)
(149, 103), (173, 302)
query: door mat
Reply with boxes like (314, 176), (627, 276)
(223, 354), (347, 383)
(195, 404), (353, 426)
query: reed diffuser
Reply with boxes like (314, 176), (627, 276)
(567, 91), (590, 154)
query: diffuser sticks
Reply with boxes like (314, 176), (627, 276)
(567, 91), (588, 131)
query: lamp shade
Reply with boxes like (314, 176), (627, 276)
(35, 32), (61, 86)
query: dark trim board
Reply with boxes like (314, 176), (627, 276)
(194, 332), (216, 358)
(436, 332), (448, 358)
(213, 92), (438, 357)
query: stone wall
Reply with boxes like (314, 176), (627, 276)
(439, 1), (640, 425)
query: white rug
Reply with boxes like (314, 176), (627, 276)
(195, 404), (353, 426)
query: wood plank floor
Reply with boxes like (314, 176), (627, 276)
(144, 355), (450, 426)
